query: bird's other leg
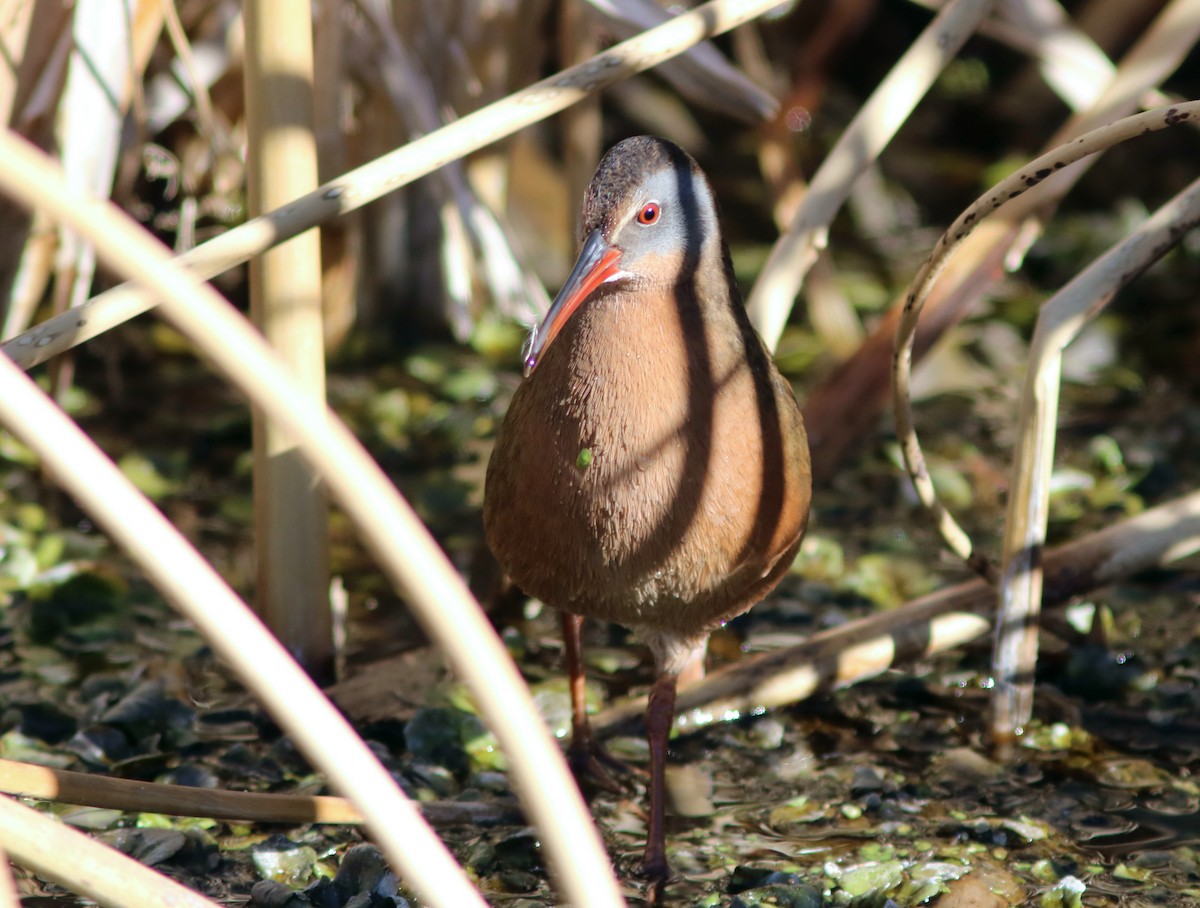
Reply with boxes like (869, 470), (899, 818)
(563, 612), (589, 741)
(640, 670), (679, 882)
(561, 612), (628, 789)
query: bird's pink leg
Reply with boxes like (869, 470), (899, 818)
(562, 612), (592, 747)
(640, 671), (679, 882)
(561, 612), (628, 789)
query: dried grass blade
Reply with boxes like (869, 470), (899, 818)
(991, 172), (1200, 743)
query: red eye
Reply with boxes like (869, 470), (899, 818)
(637, 202), (660, 225)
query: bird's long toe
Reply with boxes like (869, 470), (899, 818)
(566, 735), (642, 795)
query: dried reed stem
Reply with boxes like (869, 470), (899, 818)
(0, 131), (622, 908)
(3, 0), (784, 372)
(746, 0), (999, 351)
(992, 173), (1200, 742)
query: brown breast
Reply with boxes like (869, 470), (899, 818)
(483, 254), (810, 639)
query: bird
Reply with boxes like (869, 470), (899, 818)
(483, 135), (811, 882)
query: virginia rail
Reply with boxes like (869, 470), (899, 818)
(484, 135), (811, 881)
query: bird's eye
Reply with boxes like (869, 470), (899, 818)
(636, 202), (660, 225)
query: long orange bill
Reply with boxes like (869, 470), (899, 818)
(523, 230), (621, 376)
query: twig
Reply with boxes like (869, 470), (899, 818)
(582, 0), (778, 121)
(354, 0), (549, 332)
(159, 0), (219, 144)
(907, 0), (1115, 111)
(799, 0), (1200, 483)
(562, 0), (604, 216)
(892, 101), (1200, 581)
(991, 174), (1200, 743)
(0, 133), (620, 907)
(0, 759), (524, 827)
(0, 837), (17, 908)
(2, 0), (786, 372)
(593, 488), (1200, 737)
(801, 230), (1016, 484)
(243, 0), (332, 679)
(0, 273), (487, 906)
(0, 760), (360, 824)
(0, 794), (222, 908)
(745, 0), (999, 352)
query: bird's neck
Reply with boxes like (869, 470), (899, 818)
(527, 250), (754, 452)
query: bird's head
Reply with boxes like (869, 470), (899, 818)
(523, 136), (720, 376)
